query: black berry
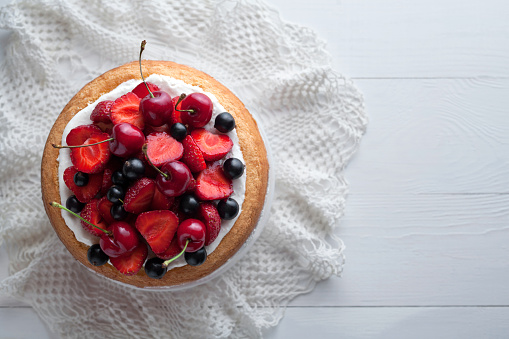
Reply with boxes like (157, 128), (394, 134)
(214, 112), (235, 133)
(223, 158), (244, 179)
(107, 185), (125, 204)
(180, 194), (200, 214)
(111, 170), (127, 186)
(217, 198), (239, 220)
(145, 257), (167, 279)
(87, 244), (109, 266)
(111, 203), (128, 221)
(123, 158), (145, 180)
(66, 195), (85, 213)
(185, 247), (207, 266)
(170, 123), (188, 141)
(73, 171), (89, 187)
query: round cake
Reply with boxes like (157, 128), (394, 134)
(41, 60), (269, 288)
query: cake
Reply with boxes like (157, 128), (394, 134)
(41, 58), (269, 288)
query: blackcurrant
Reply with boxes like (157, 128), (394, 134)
(223, 158), (244, 179)
(107, 185), (125, 204)
(111, 170), (127, 186)
(123, 158), (145, 180)
(87, 244), (109, 266)
(73, 171), (89, 187)
(170, 123), (187, 141)
(217, 198), (239, 220)
(111, 203), (128, 221)
(185, 247), (207, 266)
(66, 195), (85, 213)
(145, 257), (167, 279)
(180, 194), (200, 214)
(214, 112), (235, 133)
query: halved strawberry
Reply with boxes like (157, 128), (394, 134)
(135, 210), (179, 254)
(70, 131), (111, 174)
(170, 96), (183, 124)
(80, 199), (108, 237)
(191, 128), (233, 161)
(100, 167), (113, 196)
(154, 235), (181, 259)
(63, 166), (103, 203)
(123, 177), (156, 214)
(145, 132), (184, 167)
(65, 124), (103, 146)
(132, 82), (160, 99)
(110, 241), (148, 276)
(97, 195), (116, 225)
(151, 186), (174, 210)
(181, 135), (206, 172)
(199, 203), (221, 246)
(187, 177), (197, 193)
(195, 162), (233, 200)
(90, 100), (113, 123)
(110, 92), (144, 130)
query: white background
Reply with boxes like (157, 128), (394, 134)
(2, 0), (509, 338)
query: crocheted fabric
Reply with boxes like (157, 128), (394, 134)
(0, 0), (366, 337)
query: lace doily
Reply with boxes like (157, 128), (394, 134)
(0, 0), (366, 337)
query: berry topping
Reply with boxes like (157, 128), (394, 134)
(180, 194), (200, 215)
(195, 162), (233, 200)
(111, 170), (127, 186)
(191, 128), (233, 162)
(65, 124), (103, 146)
(217, 198), (239, 220)
(87, 244), (109, 266)
(181, 135), (206, 173)
(99, 221), (140, 258)
(123, 158), (145, 180)
(80, 199), (109, 237)
(90, 100), (113, 124)
(73, 171), (89, 187)
(178, 93), (213, 128)
(100, 167), (113, 196)
(110, 203), (128, 221)
(109, 123), (145, 157)
(145, 132), (184, 167)
(169, 123), (187, 141)
(110, 241), (148, 276)
(170, 96), (184, 124)
(153, 235), (181, 259)
(106, 185), (125, 204)
(199, 203), (221, 246)
(144, 257), (167, 279)
(69, 131), (111, 174)
(65, 195), (85, 213)
(140, 91), (174, 127)
(110, 92), (144, 130)
(185, 247), (207, 266)
(97, 195), (116, 225)
(177, 219), (206, 252)
(223, 158), (245, 180)
(214, 112), (235, 133)
(132, 82), (160, 99)
(150, 186), (174, 210)
(63, 166), (103, 203)
(135, 210), (179, 254)
(155, 161), (192, 197)
(123, 177), (156, 214)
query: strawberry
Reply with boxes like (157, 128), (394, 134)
(80, 199), (108, 237)
(191, 128), (233, 161)
(110, 241), (148, 276)
(123, 177), (156, 214)
(110, 92), (144, 130)
(154, 235), (181, 259)
(187, 176), (197, 193)
(195, 162), (233, 200)
(135, 210), (179, 254)
(97, 195), (116, 225)
(132, 82), (160, 99)
(100, 167), (113, 196)
(65, 124), (103, 146)
(199, 202), (221, 246)
(90, 100), (113, 123)
(151, 186), (174, 210)
(63, 166), (102, 203)
(170, 96), (183, 124)
(70, 131), (111, 174)
(145, 132), (184, 167)
(181, 135), (206, 172)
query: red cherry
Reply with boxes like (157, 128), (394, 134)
(179, 93), (213, 128)
(156, 161), (192, 197)
(99, 221), (140, 258)
(109, 123), (145, 157)
(140, 91), (174, 127)
(177, 219), (206, 252)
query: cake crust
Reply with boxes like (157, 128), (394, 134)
(41, 61), (269, 288)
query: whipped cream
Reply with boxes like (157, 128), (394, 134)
(57, 74), (246, 269)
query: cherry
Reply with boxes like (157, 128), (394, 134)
(217, 198), (239, 220)
(87, 244), (109, 266)
(109, 123), (145, 157)
(214, 112), (235, 133)
(185, 247), (207, 266)
(99, 221), (140, 258)
(177, 219), (206, 252)
(176, 93), (213, 128)
(223, 158), (244, 179)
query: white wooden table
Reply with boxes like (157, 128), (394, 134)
(2, 0), (509, 337)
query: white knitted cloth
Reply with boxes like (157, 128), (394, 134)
(0, 0), (366, 337)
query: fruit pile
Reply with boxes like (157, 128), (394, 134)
(50, 41), (244, 279)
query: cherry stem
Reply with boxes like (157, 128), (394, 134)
(139, 40), (154, 99)
(174, 93), (194, 114)
(141, 144), (169, 179)
(49, 202), (111, 235)
(52, 138), (114, 149)
(162, 240), (189, 267)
